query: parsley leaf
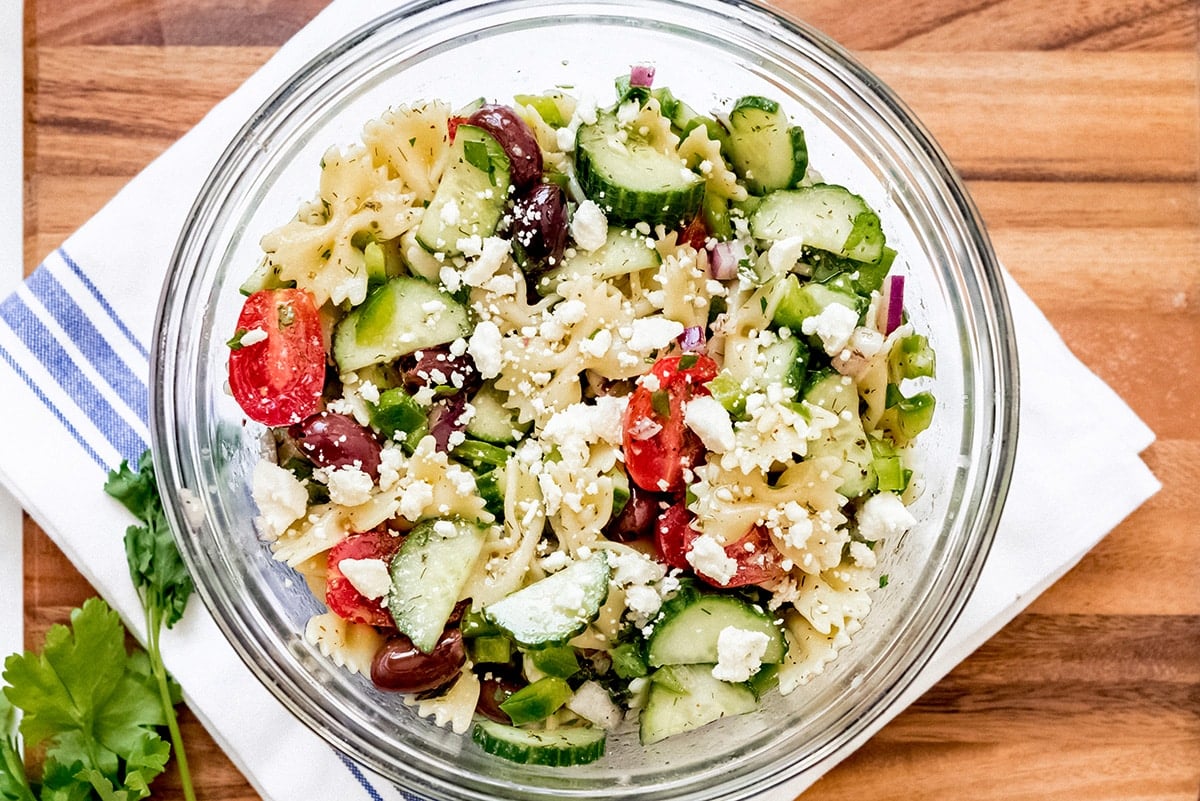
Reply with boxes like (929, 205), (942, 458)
(0, 693), (36, 801)
(105, 451), (193, 629)
(1, 600), (169, 801)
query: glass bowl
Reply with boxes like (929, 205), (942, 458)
(152, 0), (1019, 798)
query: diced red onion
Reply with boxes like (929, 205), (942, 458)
(885, 274), (905, 335)
(630, 65), (656, 88)
(427, 393), (468, 452)
(677, 325), (706, 354)
(708, 240), (741, 281)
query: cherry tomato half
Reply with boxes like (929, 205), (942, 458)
(228, 288), (325, 426)
(623, 354), (718, 493)
(678, 213), (710, 251)
(655, 502), (788, 588)
(326, 529), (403, 628)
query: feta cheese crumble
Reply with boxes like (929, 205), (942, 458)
(686, 534), (738, 586)
(570, 200), (608, 252)
(801, 303), (860, 355)
(711, 626), (771, 683)
(338, 557), (392, 600)
(857, 492), (917, 541)
(251, 460), (308, 539)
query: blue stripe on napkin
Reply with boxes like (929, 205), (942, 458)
(58, 248), (150, 360)
(0, 289), (147, 464)
(27, 267), (150, 425)
(0, 342), (107, 469)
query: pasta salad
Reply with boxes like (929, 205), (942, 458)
(229, 68), (937, 766)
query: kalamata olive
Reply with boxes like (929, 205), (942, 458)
(475, 669), (526, 724)
(511, 183), (568, 274)
(288, 411), (382, 479)
(606, 482), (667, 542)
(403, 346), (480, 394)
(426, 393), (469, 453)
(371, 629), (466, 694)
(466, 104), (542, 189)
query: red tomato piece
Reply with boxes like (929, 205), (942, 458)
(654, 503), (787, 588)
(623, 354), (718, 493)
(678, 214), (709, 251)
(719, 525), (788, 587)
(228, 288), (325, 426)
(653, 502), (698, 571)
(326, 529), (403, 628)
(447, 115), (470, 142)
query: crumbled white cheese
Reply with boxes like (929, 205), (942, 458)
(433, 520), (458, 538)
(801, 303), (859, 355)
(554, 581), (587, 615)
(238, 326), (268, 347)
(711, 626), (771, 683)
(570, 200), (609, 252)
(467, 320), (503, 379)
(357, 379), (381, 405)
(627, 317), (685, 354)
(251, 460), (308, 539)
(439, 264), (463, 293)
(579, 329), (613, 358)
(766, 236), (806, 276)
(624, 584), (663, 626)
(540, 551), (572, 573)
(611, 550), (667, 588)
(539, 395), (629, 469)
(325, 466), (374, 507)
(683, 395), (736, 453)
(848, 540), (878, 569)
(439, 198), (461, 225)
(554, 299), (588, 326)
(686, 534), (737, 585)
(398, 479), (433, 521)
(857, 492), (916, 542)
(337, 557), (391, 600)
(462, 236), (511, 287)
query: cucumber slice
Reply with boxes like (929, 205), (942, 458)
(387, 518), (489, 653)
(575, 111), (704, 226)
(647, 595), (786, 668)
(465, 382), (530, 444)
(750, 184), (885, 264)
(804, 372), (876, 497)
(537, 226), (661, 295)
(760, 336), (808, 393)
(239, 259), (294, 296)
(472, 720), (606, 766)
(483, 552), (611, 647)
(639, 664), (758, 745)
(725, 95), (807, 195)
(416, 124), (512, 256)
(332, 276), (471, 372)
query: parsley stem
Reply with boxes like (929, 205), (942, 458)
(146, 604), (197, 801)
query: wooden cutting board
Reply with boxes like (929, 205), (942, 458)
(20, 0), (1200, 798)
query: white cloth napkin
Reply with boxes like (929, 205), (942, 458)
(0, 1), (1159, 799)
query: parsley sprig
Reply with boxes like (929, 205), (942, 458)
(103, 450), (196, 801)
(0, 450), (200, 800)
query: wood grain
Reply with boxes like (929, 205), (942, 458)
(20, 0), (1200, 799)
